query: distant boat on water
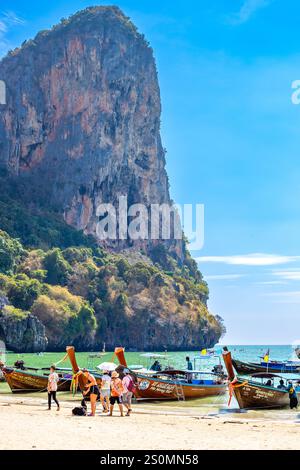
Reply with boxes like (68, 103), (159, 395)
(232, 358), (300, 375)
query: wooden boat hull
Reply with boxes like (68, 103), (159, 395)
(135, 374), (227, 400)
(112, 347), (227, 400)
(2, 368), (71, 393)
(232, 378), (294, 409)
(232, 358), (300, 375)
(3, 366), (102, 393)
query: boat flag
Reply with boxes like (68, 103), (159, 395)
(263, 349), (270, 363)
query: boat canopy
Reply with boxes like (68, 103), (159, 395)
(192, 355), (220, 359)
(251, 372), (283, 379)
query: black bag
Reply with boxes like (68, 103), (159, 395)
(72, 406), (87, 416)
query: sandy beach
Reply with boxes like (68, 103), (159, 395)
(1, 395), (300, 450)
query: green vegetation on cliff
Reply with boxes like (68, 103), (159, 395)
(0, 174), (225, 351)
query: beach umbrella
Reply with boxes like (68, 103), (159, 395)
(96, 362), (117, 371)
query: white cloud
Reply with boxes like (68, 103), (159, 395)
(273, 270), (300, 281)
(197, 253), (300, 266)
(0, 20), (7, 33)
(226, 0), (272, 25)
(257, 280), (288, 285)
(0, 10), (25, 57)
(264, 290), (300, 303)
(205, 274), (244, 280)
(1, 11), (25, 26)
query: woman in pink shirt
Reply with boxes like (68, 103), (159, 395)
(122, 369), (134, 416)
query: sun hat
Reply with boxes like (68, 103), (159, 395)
(111, 371), (119, 378)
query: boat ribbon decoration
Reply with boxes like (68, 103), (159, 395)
(228, 378), (248, 406)
(70, 371), (80, 395)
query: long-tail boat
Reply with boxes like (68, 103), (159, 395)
(0, 364), (72, 393)
(0, 356), (102, 393)
(114, 347), (228, 400)
(232, 358), (300, 375)
(222, 347), (300, 409)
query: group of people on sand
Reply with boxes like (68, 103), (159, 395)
(47, 365), (134, 417)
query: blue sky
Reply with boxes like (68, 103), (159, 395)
(1, 1), (300, 344)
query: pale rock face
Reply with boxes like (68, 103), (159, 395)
(0, 7), (182, 259)
(0, 311), (48, 352)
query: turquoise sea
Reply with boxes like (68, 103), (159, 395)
(1, 345), (300, 422)
(1, 344), (297, 373)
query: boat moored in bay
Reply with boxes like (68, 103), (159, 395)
(114, 347), (228, 401)
(223, 347), (300, 409)
(232, 358), (300, 375)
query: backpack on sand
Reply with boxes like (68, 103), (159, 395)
(72, 406), (87, 416)
(72, 398), (87, 416)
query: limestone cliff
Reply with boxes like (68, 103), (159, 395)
(0, 6), (181, 257)
(0, 7), (225, 351)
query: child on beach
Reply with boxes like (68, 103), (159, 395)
(109, 371), (124, 417)
(47, 365), (60, 411)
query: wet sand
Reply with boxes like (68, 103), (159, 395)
(1, 395), (300, 450)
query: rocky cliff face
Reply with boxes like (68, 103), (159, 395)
(0, 6), (181, 257)
(0, 7), (225, 351)
(0, 297), (48, 352)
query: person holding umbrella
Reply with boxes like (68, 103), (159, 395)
(97, 361), (116, 413)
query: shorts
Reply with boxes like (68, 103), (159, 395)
(122, 391), (133, 405)
(89, 385), (100, 396)
(110, 395), (122, 405)
(101, 390), (110, 398)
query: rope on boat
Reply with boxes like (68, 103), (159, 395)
(54, 352), (69, 367)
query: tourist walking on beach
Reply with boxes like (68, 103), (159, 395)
(122, 369), (134, 416)
(100, 370), (111, 413)
(82, 368), (99, 417)
(47, 365), (60, 411)
(109, 371), (124, 417)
